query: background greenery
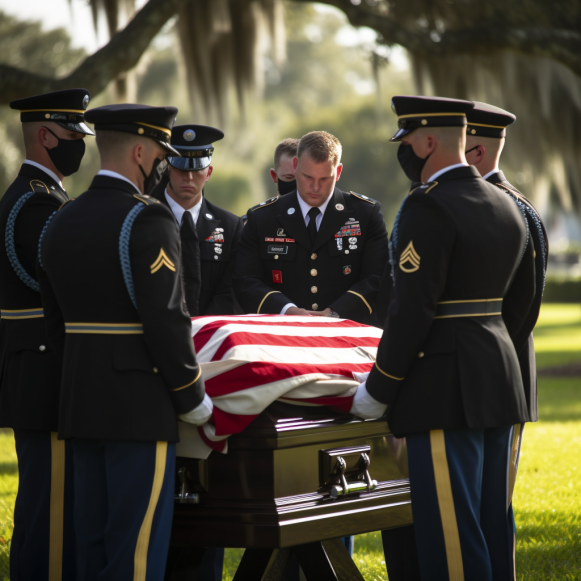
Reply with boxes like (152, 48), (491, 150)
(0, 304), (579, 580)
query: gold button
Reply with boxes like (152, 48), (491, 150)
(45, 114), (50, 119)
(39, 345), (46, 352)
(311, 253), (317, 260)
(311, 286), (318, 293)
(274, 255), (279, 260)
(418, 352), (424, 358)
(312, 303), (318, 310)
(310, 269), (317, 276)
(471, 129), (476, 135)
(138, 127), (145, 134)
(421, 119), (428, 126)
(153, 367), (159, 373)
(345, 250), (350, 254)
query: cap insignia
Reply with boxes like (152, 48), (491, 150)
(184, 129), (196, 141)
(83, 95), (90, 109)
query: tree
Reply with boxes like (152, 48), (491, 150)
(1, 0), (580, 220)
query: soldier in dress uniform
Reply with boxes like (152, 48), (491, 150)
(350, 96), (538, 581)
(36, 104), (212, 581)
(0, 88), (94, 581)
(465, 101), (548, 577)
(269, 138), (299, 195)
(233, 130), (388, 326)
(150, 124), (243, 318)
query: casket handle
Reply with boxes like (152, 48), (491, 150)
(329, 452), (378, 498)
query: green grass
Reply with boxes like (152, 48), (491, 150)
(1, 304), (580, 580)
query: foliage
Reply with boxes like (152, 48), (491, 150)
(543, 277), (581, 304)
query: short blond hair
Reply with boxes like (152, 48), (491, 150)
(274, 138), (299, 169)
(298, 131), (342, 166)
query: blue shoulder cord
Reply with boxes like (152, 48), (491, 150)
(505, 191), (530, 269)
(37, 211), (58, 271)
(5, 191), (41, 291)
(119, 203), (146, 310)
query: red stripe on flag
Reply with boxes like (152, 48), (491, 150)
(197, 426), (228, 453)
(212, 406), (258, 436)
(211, 331), (380, 361)
(206, 361), (373, 397)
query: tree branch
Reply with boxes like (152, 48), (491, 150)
(291, 0), (581, 78)
(0, 0), (186, 104)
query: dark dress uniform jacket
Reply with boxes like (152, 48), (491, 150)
(0, 163), (68, 431)
(366, 166), (536, 437)
(37, 175), (205, 442)
(488, 170), (548, 422)
(151, 184), (244, 316)
(233, 188), (388, 325)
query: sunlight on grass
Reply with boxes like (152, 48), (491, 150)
(534, 304), (581, 369)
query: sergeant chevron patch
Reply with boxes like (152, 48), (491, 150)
(399, 241), (420, 273)
(150, 248), (176, 274)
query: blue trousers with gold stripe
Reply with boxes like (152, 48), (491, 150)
(11, 429), (76, 581)
(406, 426), (520, 581)
(72, 439), (175, 581)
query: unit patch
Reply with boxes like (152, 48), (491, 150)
(343, 265), (352, 275)
(150, 248), (176, 274)
(272, 270), (283, 283)
(399, 241), (420, 273)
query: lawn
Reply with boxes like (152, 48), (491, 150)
(0, 304), (579, 580)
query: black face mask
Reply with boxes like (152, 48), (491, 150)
(43, 126), (85, 177)
(277, 178), (297, 195)
(397, 143), (431, 183)
(140, 158), (168, 196)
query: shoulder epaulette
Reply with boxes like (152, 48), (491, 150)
(58, 199), (75, 211)
(349, 191), (376, 204)
(30, 180), (50, 194)
(133, 193), (160, 205)
(249, 196), (279, 212)
(409, 181), (438, 196)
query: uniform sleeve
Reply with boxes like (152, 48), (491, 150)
(329, 203), (389, 323)
(233, 209), (293, 314)
(366, 196), (456, 405)
(374, 260), (394, 328)
(37, 253), (65, 362)
(130, 204), (205, 414)
(204, 216), (244, 316)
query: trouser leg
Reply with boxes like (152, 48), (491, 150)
(11, 429), (75, 581)
(381, 525), (421, 581)
(197, 547), (225, 581)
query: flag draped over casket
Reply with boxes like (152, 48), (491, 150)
(176, 315), (382, 458)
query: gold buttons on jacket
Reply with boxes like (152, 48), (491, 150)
(345, 250), (350, 254)
(153, 367), (159, 373)
(311, 253), (317, 260)
(310, 269), (317, 276)
(39, 345), (46, 352)
(312, 303), (318, 310)
(274, 255), (279, 260)
(311, 286), (318, 294)
(418, 352), (425, 358)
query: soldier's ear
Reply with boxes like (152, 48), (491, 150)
(292, 156), (298, 171)
(269, 169), (278, 184)
(335, 163), (343, 181)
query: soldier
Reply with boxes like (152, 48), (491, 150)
(465, 101), (548, 577)
(350, 96), (537, 580)
(269, 138), (299, 195)
(234, 130), (388, 326)
(0, 88), (94, 580)
(37, 104), (211, 581)
(150, 124), (243, 319)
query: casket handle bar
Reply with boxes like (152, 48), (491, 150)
(175, 466), (200, 504)
(328, 452), (378, 498)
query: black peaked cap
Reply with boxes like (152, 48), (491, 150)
(467, 102), (516, 138)
(390, 96), (474, 142)
(84, 104), (180, 156)
(167, 124), (224, 171)
(10, 88), (94, 135)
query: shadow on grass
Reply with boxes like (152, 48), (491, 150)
(537, 378), (581, 422)
(0, 462), (17, 476)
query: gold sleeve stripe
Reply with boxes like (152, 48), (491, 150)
(507, 423), (522, 510)
(1, 308), (44, 319)
(347, 290), (372, 314)
(430, 430), (465, 581)
(49, 433), (66, 581)
(374, 363), (404, 381)
(134, 441), (168, 581)
(257, 291), (281, 314)
(171, 367), (202, 392)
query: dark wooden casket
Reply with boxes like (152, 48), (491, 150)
(167, 402), (412, 580)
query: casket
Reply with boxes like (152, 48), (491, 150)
(168, 403), (411, 579)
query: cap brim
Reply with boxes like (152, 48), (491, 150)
(167, 155), (211, 171)
(159, 141), (181, 156)
(55, 120), (95, 136)
(390, 127), (413, 142)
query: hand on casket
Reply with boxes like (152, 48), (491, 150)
(349, 380), (387, 419)
(179, 392), (214, 425)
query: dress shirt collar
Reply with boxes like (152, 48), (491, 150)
(296, 189), (334, 223)
(96, 169), (141, 194)
(482, 167), (500, 181)
(165, 189), (203, 225)
(23, 159), (63, 188)
(427, 162), (469, 184)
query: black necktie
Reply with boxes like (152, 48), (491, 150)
(180, 211), (201, 316)
(307, 207), (321, 247)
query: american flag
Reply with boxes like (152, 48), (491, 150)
(176, 315), (382, 458)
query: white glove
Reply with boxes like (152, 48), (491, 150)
(349, 381), (387, 420)
(179, 393), (214, 426)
